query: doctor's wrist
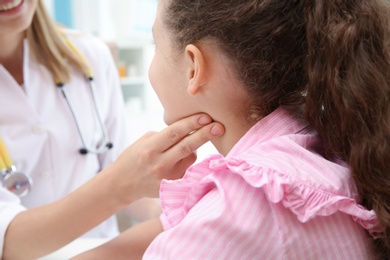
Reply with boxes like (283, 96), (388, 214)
(97, 163), (141, 208)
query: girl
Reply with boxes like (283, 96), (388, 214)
(75, 0), (390, 259)
(0, 0), (224, 258)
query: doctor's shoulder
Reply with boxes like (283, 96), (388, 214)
(61, 28), (114, 68)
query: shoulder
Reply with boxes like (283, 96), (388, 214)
(60, 28), (118, 79)
(61, 28), (113, 65)
(62, 28), (108, 51)
(160, 153), (380, 238)
(237, 127), (351, 191)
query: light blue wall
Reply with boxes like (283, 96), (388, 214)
(53, 0), (73, 28)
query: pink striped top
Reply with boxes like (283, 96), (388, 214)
(144, 107), (381, 259)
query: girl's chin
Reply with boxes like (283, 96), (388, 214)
(163, 114), (181, 126)
(162, 113), (171, 126)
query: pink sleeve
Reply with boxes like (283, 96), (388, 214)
(158, 213), (171, 231)
(144, 184), (284, 259)
(145, 155), (377, 259)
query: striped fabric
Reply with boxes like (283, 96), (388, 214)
(144, 107), (381, 259)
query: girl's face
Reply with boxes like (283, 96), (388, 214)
(0, 0), (38, 36)
(149, 0), (200, 125)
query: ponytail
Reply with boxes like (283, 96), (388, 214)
(304, 0), (390, 257)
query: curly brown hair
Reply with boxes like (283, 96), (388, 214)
(164, 0), (390, 257)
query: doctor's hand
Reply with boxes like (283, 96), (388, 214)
(104, 113), (224, 203)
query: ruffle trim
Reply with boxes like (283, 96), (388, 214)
(160, 154), (383, 237)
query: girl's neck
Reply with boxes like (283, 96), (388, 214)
(211, 117), (257, 157)
(0, 33), (25, 85)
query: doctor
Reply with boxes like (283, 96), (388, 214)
(0, 0), (225, 259)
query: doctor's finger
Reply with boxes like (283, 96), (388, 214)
(154, 114), (215, 151)
(163, 122), (224, 163)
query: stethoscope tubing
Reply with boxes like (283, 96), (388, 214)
(0, 37), (113, 197)
(58, 77), (112, 154)
(88, 78), (112, 151)
(0, 75), (111, 198)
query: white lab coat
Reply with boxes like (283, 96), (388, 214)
(0, 29), (130, 254)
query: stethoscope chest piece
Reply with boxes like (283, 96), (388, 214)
(1, 170), (32, 198)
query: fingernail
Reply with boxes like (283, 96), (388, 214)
(211, 125), (223, 136)
(198, 115), (211, 125)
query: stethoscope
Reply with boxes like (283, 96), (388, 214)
(0, 39), (113, 197)
(0, 138), (32, 198)
(57, 38), (113, 155)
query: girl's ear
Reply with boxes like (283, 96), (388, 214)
(185, 44), (206, 96)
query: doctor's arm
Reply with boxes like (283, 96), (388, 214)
(98, 48), (162, 222)
(2, 114), (224, 260)
(72, 218), (163, 260)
